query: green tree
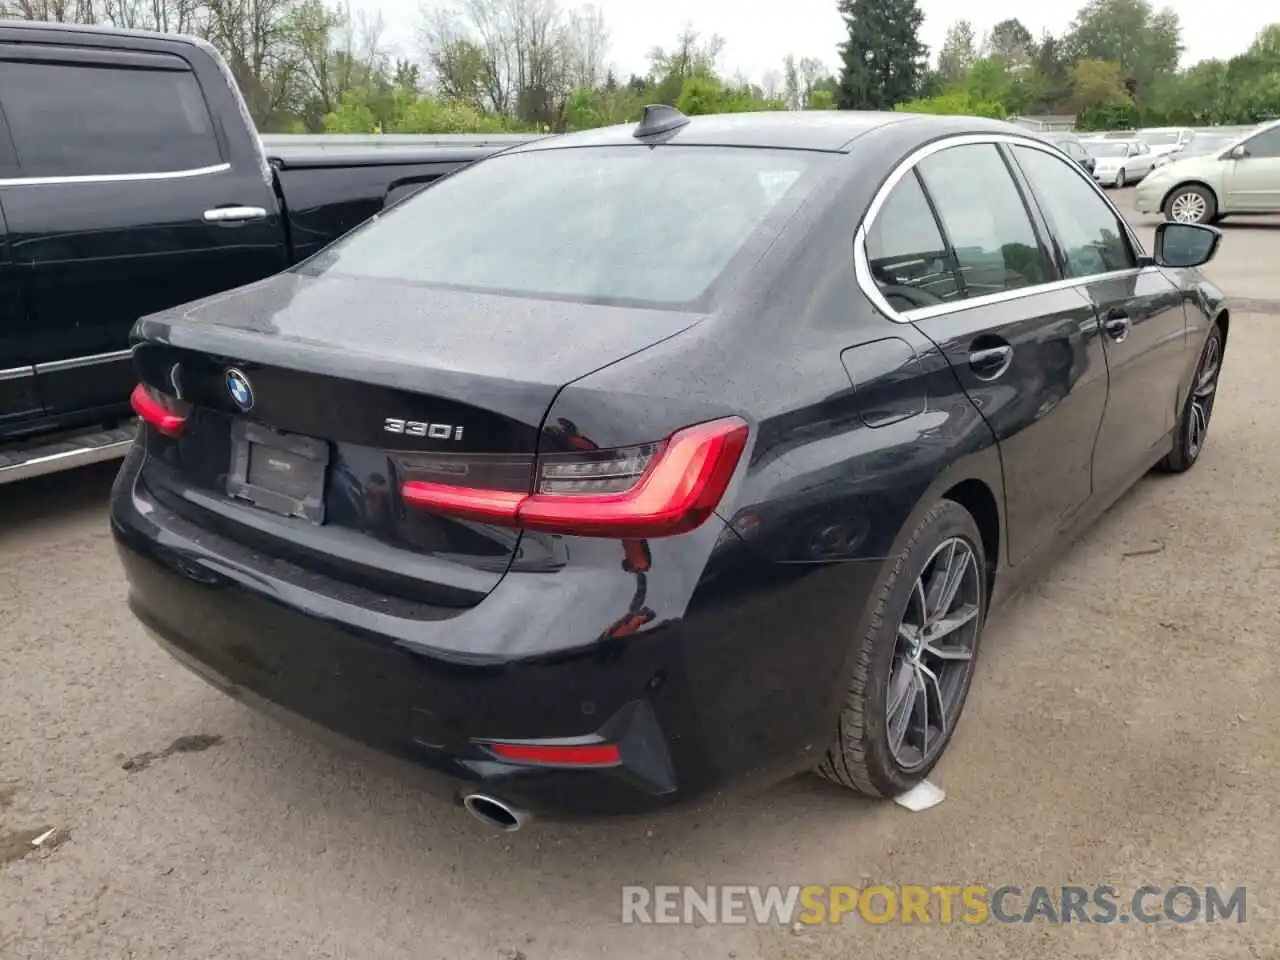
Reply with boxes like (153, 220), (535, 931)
(836, 0), (928, 109)
(1070, 57), (1132, 112)
(896, 91), (1003, 118)
(965, 57), (1012, 103)
(1065, 0), (1181, 103)
(987, 18), (1034, 68)
(808, 88), (837, 109)
(936, 19), (978, 88)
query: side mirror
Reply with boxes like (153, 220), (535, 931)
(1227, 144), (1249, 160)
(1154, 222), (1221, 268)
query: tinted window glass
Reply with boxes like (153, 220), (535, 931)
(0, 61), (219, 177)
(1013, 146), (1136, 278)
(863, 172), (961, 310)
(303, 146), (822, 306)
(916, 144), (1051, 298)
(1244, 126), (1280, 158)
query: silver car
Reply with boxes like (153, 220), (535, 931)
(1082, 137), (1159, 187)
(1135, 119), (1280, 223)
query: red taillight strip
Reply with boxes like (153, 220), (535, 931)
(130, 383), (187, 437)
(400, 417), (750, 538)
(485, 741), (622, 767)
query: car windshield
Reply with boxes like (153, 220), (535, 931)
(1182, 136), (1233, 156)
(298, 145), (824, 307)
(1141, 132), (1181, 146)
(1084, 141), (1131, 158)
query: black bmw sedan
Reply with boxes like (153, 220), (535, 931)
(112, 106), (1228, 828)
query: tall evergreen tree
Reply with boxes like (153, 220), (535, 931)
(836, 0), (928, 109)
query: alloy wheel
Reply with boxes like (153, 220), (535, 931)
(886, 537), (981, 771)
(1187, 335), (1221, 459)
(1171, 191), (1207, 223)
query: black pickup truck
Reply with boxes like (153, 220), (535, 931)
(0, 21), (538, 485)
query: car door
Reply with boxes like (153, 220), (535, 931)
(1223, 125), (1280, 211)
(867, 141), (1110, 566)
(0, 42), (288, 420)
(1009, 143), (1189, 497)
(1129, 142), (1153, 178)
(0, 105), (42, 431)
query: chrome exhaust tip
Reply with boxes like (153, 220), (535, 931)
(462, 793), (530, 832)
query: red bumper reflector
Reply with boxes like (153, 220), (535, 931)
(130, 383), (187, 437)
(486, 741), (621, 767)
(401, 416), (749, 538)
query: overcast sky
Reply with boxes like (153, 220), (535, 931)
(373, 0), (1272, 87)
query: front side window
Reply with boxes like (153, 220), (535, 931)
(302, 146), (823, 307)
(0, 60), (220, 177)
(1012, 146), (1136, 278)
(1243, 126), (1280, 159)
(916, 143), (1052, 299)
(863, 172), (961, 311)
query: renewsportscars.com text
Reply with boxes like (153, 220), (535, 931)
(621, 884), (1247, 926)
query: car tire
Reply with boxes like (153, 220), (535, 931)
(1160, 324), (1224, 473)
(816, 499), (987, 798)
(1164, 185), (1216, 224)
(1115, 168), (1126, 188)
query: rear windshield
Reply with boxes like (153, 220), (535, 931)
(298, 145), (824, 306)
(1085, 142), (1130, 158)
(1141, 131), (1180, 146)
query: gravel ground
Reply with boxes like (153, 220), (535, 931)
(2, 193), (1278, 959)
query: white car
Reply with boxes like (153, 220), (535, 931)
(1082, 138), (1159, 187)
(1137, 126), (1196, 159)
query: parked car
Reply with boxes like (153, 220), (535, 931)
(113, 106), (1229, 827)
(0, 21), (539, 486)
(1082, 137), (1160, 186)
(1034, 131), (1096, 175)
(1137, 126), (1196, 158)
(1134, 118), (1280, 223)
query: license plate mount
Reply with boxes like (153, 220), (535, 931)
(227, 420), (329, 524)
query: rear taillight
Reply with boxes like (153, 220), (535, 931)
(400, 417), (749, 538)
(130, 383), (190, 437)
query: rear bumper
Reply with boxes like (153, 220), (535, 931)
(111, 445), (883, 819)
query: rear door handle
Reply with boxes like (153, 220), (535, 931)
(1103, 312), (1131, 343)
(968, 344), (1013, 381)
(203, 206), (267, 224)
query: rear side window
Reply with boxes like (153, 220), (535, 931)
(1012, 146), (1136, 277)
(916, 143), (1052, 299)
(301, 146), (823, 306)
(0, 60), (220, 178)
(863, 172), (961, 310)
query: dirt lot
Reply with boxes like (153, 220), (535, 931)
(2, 193), (1279, 960)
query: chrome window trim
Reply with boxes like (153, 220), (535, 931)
(856, 132), (1150, 324)
(0, 162), (230, 188)
(34, 348), (133, 374)
(0, 365), (35, 382)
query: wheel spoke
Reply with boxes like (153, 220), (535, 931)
(887, 664), (915, 756)
(914, 671), (929, 757)
(926, 602), (979, 646)
(919, 662), (948, 737)
(932, 547), (971, 624)
(922, 541), (955, 622)
(1192, 403), (1207, 445)
(912, 575), (928, 628)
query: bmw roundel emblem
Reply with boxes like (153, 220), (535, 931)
(225, 368), (254, 412)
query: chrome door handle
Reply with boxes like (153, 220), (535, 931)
(968, 344), (1013, 380)
(1103, 313), (1130, 343)
(203, 206), (267, 224)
